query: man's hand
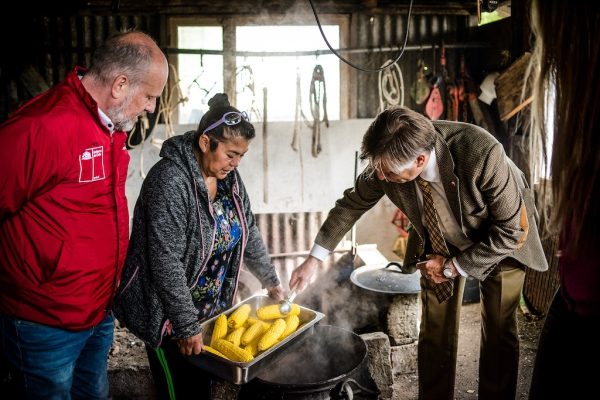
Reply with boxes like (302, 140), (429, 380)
(289, 256), (320, 292)
(266, 285), (285, 301)
(417, 254), (451, 283)
(175, 332), (204, 356)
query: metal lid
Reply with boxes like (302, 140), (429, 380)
(350, 262), (422, 294)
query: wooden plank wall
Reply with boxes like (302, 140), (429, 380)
(0, 13), (159, 120)
(351, 12), (466, 117)
(0, 4), (469, 121)
(254, 211), (344, 287)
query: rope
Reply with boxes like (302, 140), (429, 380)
(236, 64), (262, 121)
(126, 112), (151, 178)
(153, 64), (187, 147)
(291, 66), (305, 201)
(292, 67), (302, 152)
(378, 58), (405, 112)
(126, 63), (187, 178)
(307, 0), (414, 73)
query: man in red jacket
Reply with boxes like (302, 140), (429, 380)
(0, 31), (168, 399)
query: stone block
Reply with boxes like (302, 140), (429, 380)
(387, 294), (420, 345)
(360, 331), (394, 399)
(390, 342), (418, 375)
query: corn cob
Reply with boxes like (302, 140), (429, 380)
(258, 318), (286, 351)
(241, 321), (267, 346)
(256, 303), (300, 320)
(279, 314), (300, 340)
(210, 314), (228, 347)
(245, 316), (262, 326)
(203, 345), (226, 359)
(226, 326), (245, 347)
(228, 304), (251, 329)
(213, 339), (254, 363)
(243, 341), (259, 357)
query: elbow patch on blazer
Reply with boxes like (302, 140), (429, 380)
(517, 202), (529, 248)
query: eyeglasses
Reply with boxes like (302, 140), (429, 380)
(202, 111), (249, 135)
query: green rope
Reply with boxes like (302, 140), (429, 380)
(155, 347), (177, 400)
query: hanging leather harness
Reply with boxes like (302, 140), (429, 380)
(308, 65), (329, 157)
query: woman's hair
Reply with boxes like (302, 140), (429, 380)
(360, 106), (436, 175)
(529, 0), (600, 243)
(194, 93), (255, 152)
(87, 31), (156, 87)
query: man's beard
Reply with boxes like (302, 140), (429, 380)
(106, 89), (138, 132)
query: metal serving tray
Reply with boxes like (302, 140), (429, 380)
(186, 294), (325, 384)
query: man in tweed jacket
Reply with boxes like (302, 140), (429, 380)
(290, 106), (547, 400)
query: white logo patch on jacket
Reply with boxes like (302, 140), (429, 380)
(79, 146), (106, 182)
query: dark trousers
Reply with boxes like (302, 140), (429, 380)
(418, 260), (525, 400)
(146, 339), (212, 400)
(529, 292), (600, 399)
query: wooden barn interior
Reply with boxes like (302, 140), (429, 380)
(0, 1), (562, 399)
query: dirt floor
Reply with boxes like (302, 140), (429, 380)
(108, 301), (544, 400)
(390, 301), (545, 400)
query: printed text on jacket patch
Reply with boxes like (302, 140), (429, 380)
(79, 146), (106, 182)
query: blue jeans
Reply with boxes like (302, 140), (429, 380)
(0, 313), (114, 400)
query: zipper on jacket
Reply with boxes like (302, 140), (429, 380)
(107, 134), (122, 311)
(229, 177), (248, 303)
(191, 179), (216, 287)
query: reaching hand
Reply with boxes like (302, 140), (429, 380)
(289, 256), (320, 293)
(175, 332), (204, 356)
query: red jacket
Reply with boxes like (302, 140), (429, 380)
(0, 67), (130, 330)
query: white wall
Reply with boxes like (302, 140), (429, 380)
(126, 120), (401, 261)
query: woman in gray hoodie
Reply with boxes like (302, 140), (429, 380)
(113, 93), (283, 398)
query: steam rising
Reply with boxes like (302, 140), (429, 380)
(298, 254), (395, 334)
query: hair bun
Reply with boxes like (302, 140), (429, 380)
(208, 93), (230, 109)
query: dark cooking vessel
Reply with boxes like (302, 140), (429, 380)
(240, 325), (379, 399)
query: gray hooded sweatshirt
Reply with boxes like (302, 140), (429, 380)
(113, 131), (280, 348)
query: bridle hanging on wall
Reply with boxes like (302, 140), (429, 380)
(309, 64), (329, 157)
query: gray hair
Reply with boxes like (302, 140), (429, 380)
(360, 106), (436, 175)
(87, 31), (156, 87)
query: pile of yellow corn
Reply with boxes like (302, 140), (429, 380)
(202, 302), (302, 363)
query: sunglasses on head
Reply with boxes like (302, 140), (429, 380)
(202, 111), (249, 135)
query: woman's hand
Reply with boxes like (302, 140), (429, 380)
(266, 285), (285, 301)
(175, 332), (204, 356)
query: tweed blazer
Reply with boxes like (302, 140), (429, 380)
(316, 121), (548, 281)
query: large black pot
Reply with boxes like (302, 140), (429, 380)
(239, 325), (379, 399)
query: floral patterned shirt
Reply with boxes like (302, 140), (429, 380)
(191, 180), (242, 320)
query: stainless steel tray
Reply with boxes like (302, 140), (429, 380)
(186, 294), (325, 384)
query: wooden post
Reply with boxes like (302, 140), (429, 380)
(262, 87), (268, 204)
